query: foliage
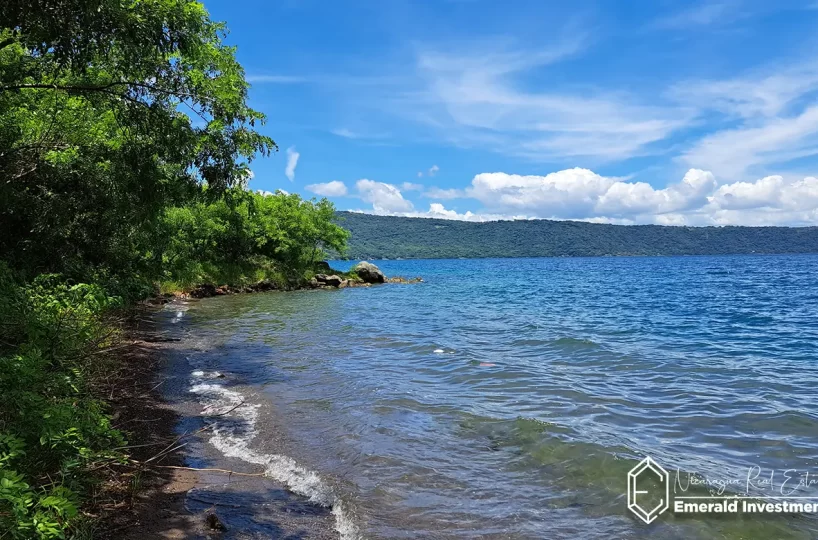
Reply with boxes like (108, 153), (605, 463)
(158, 189), (350, 288)
(335, 212), (818, 259)
(0, 0), (275, 281)
(0, 264), (125, 538)
(0, 1), (350, 537)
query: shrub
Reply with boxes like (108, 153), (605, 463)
(0, 264), (125, 538)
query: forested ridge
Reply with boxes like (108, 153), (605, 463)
(0, 2), (348, 537)
(336, 212), (818, 259)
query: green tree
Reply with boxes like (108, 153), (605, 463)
(0, 0), (275, 280)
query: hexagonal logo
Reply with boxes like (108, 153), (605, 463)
(627, 456), (669, 524)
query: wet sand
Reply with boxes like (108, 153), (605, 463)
(103, 310), (338, 540)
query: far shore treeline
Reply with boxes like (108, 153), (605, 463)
(336, 211), (818, 260)
(0, 1), (348, 537)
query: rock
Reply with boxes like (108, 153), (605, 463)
(386, 276), (423, 284)
(254, 279), (277, 291)
(351, 261), (386, 283)
(205, 512), (226, 531)
(338, 279), (349, 288)
(309, 277), (319, 288)
(323, 275), (343, 287)
(315, 274), (343, 287)
(190, 284), (217, 298)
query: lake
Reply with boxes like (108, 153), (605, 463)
(165, 255), (818, 539)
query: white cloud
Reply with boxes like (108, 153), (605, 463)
(332, 128), (357, 138)
(407, 43), (693, 163)
(306, 180), (348, 197)
(681, 106), (818, 179)
(401, 182), (424, 191)
(467, 168), (615, 218)
(671, 61), (818, 178)
(285, 146), (300, 182)
(596, 169), (716, 217)
(464, 168), (721, 222)
(428, 165), (439, 176)
(356, 179), (414, 212)
(711, 175), (818, 215)
(424, 187), (465, 200)
(365, 168), (818, 226)
(365, 203), (523, 222)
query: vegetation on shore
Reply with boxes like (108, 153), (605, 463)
(0, 1), (347, 537)
(335, 211), (818, 259)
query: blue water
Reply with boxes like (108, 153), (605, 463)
(174, 255), (818, 539)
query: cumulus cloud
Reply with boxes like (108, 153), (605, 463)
(366, 203), (524, 222)
(285, 146), (300, 181)
(401, 182), (424, 191)
(421, 203), (522, 222)
(360, 168), (818, 226)
(306, 180), (348, 197)
(468, 168), (614, 218)
(596, 169), (716, 217)
(356, 179), (414, 213)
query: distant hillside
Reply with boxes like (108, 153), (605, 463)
(334, 211), (818, 259)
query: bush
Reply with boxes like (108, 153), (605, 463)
(0, 264), (125, 538)
(157, 189), (350, 290)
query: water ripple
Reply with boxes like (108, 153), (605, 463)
(180, 255), (818, 539)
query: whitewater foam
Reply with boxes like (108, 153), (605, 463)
(189, 372), (361, 539)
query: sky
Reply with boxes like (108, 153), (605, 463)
(205, 0), (818, 226)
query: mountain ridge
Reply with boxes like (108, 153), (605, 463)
(334, 211), (818, 259)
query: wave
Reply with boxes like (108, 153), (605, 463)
(190, 372), (361, 540)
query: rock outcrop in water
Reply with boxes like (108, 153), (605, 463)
(306, 262), (422, 290)
(315, 274), (344, 287)
(352, 261), (386, 283)
(179, 261), (422, 299)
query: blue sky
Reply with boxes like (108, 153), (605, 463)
(207, 0), (818, 225)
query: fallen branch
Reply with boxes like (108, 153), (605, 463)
(154, 465), (266, 477)
(207, 400), (245, 418)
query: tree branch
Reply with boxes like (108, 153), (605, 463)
(0, 81), (210, 103)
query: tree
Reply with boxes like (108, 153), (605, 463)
(0, 0), (275, 279)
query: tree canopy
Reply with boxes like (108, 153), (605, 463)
(0, 0), (275, 278)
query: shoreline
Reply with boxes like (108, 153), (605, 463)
(98, 305), (339, 539)
(91, 313), (206, 539)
